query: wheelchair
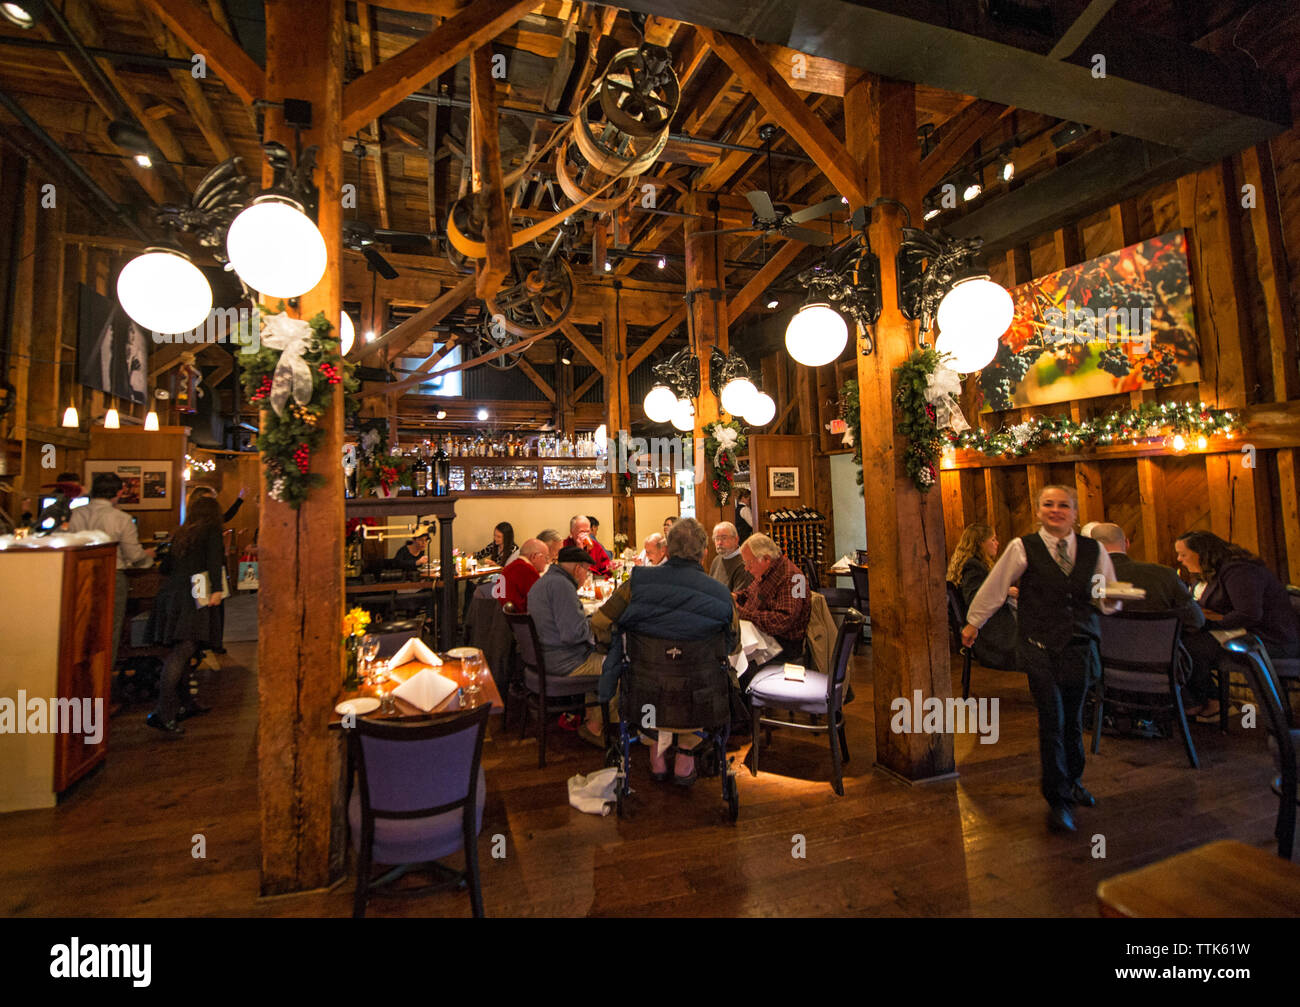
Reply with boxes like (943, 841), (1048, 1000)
(607, 631), (740, 822)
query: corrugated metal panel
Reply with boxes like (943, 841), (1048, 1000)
(464, 363), (548, 401)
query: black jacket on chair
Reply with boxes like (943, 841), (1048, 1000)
(1108, 552), (1204, 631)
(958, 558), (1017, 670)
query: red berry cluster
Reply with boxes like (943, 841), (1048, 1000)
(319, 362), (342, 385)
(293, 443), (310, 474)
(249, 376), (273, 402)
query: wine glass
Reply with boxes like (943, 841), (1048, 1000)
(374, 661), (396, 713)
(360, 635), (380, 684)
(462, 652), (483, 707)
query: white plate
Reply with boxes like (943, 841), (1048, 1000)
(335, 697), (380, 716)
(446, 646), (480, 659)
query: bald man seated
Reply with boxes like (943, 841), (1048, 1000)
(1086, 522), (1204, 631)
(499, 538), (551, 614)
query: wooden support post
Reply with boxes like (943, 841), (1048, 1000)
(470, 45), (509, 300)
(257, 0), (345, 897)
(846, 74), (953, 782)
(685, 191), (727, 534)
(606, 286), (634, 544)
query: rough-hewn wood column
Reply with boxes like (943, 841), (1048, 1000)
(605, 285), (634, 544)
(685, 191), (726, 534)
(257, 0), (346, 895)
(845, 75), (955, 782)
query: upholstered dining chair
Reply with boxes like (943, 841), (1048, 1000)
(747, 609), (865, 796)
(347, 703), (491, 917)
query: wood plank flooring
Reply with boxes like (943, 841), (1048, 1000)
(0, 640), (1284, 917)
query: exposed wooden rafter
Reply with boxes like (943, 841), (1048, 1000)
(137, 0), (267, 106)
(469, 45), (510, 299)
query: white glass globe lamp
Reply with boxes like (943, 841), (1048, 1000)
(785, 302), (848, 367)
(116, 248), (213, 335)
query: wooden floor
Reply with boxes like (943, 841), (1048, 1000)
(0, 637), (1284, 917)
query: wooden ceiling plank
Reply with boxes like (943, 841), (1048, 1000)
(726, 239), (804, 325)
(470, 45), (510, 299)
(918, 98), (1005, 194)
(352, 273), (475, 362)
(558, 319), (605, 370)
(697, 28), (869, 209)
(673, 29), (710, 89)
(341, 0), (535, 137)
(678, 62), (732, 135)
(137, 0), (267, 107)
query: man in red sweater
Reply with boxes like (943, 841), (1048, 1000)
(563, 514), (611, 576)
(499, 538), (550, 613)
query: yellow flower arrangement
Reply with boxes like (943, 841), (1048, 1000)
(343, 607), (372, 638)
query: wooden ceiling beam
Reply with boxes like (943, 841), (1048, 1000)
(918, 99), (1006, 194)
(613, 212), (678, 277)
(354, 1), (390, 230)
(678, 62), (732, 135)
(351, 273), (475, 362)
(469, 45), (510, 299)
(693, 99), (766, 192)
(726, 239), (804, 326)
(341, 0), (534, 137)
(558, 319), (605, 371)
(672, 29), (710, 89)
(696, 28), (869, 209)
(137, 0), (266, 106)
(516, 357), (556, 401)
(138, 4), (234, 163)
(627, 305), (686, 373)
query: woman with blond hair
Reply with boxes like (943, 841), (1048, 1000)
(947, 523), (1017, 670)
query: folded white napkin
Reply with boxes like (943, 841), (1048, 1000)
(829, 554), (852, 572)
(391, 668), (458, 712)
(567, 768), (618, 816)
(389, 637), (442, 667)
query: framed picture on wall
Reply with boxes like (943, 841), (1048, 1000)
(84, 460), (173, 511)
(767, 466), (799, 497)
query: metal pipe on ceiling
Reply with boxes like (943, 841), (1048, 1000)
(0, 35), (194, 71)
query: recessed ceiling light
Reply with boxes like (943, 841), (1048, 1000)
(133, 153), (152, 168)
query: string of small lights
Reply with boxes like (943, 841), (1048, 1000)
(946, 401), (1242, 458)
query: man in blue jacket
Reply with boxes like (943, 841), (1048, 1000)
(592, 517), (739, 784)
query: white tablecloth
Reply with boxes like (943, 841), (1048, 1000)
(730, 619), (782, 674)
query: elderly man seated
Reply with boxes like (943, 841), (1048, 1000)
(592, 518), (739, 785)
(734, 533), (811, 681)
(636, 532), (667, 566)
(563, 514), (611, 576)
(526, 545), (605, 743)
(499, 538), (550, 613)
(710, 521), (753, 593)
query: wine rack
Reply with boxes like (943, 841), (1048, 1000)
(764, 507), (828, 567)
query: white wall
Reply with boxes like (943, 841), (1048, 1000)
(634, 495), (680, 552)
(830, 453), (866, 563)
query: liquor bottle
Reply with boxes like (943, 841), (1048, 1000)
(432, 443), (449, 497)
(411, 447), (428, 497)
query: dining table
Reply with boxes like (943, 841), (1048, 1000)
(329, 652), (503, 728)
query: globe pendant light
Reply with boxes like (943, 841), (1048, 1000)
(339, 311), (355, 355)
(785, 302), (848, 367)
(226, 195), (327, 298)
(935, 275), (1014, 347)
(934, 327), (999, 373)
(117, 248), (213, 335)
(644, 383), (678, 424)
(720, 375), (756, 417)
(670, 397), (694, 432)
(743, 391), (776, 426)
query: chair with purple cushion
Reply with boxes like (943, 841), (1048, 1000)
(504, 603), (597, 768)
(347, 703), (491, 918)
(748, 609), (864, 795)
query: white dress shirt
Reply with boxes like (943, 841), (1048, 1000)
(67, 498), (153, 571)
(966, 527), (1119, 629)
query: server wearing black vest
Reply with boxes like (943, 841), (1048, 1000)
(962, 485), (1120, 833)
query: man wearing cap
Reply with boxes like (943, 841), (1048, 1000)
(526, 544), (605, 741)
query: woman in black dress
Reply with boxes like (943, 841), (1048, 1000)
(947, 523), (1017, 669)
(1175, 530), (1300, 719)
(147, 494), (225, 735)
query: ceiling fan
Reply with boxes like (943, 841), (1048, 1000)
(695, 124), (845, 248)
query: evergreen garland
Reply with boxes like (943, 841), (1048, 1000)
(704, 420), (746, 505)
(238, 308), (360, 508)
(894, 348), (946, 493)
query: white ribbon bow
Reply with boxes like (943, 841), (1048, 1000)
(258, 312), (318, 417)
(924, 364), (970, 433)
(712, 425), (739, 451)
